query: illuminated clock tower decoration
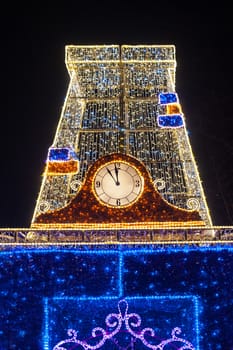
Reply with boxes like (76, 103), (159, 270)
(1, 44), (233, 350)
(31, 45), (212, 228)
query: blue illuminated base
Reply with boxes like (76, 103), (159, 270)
(0, 244), (232, 350)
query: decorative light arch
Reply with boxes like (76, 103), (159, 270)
(53, 299), (195, 350)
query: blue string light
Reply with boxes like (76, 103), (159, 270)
(158, 92), (178, 104)
(0, 245), (232, 349)
(158, 114), (184, 128)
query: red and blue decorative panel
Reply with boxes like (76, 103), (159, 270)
(46, 147), (79, 175)
(157, 93), (184, 128)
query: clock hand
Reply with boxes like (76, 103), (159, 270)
(106, 167), (119, 186)
(114, 163), (120, 185)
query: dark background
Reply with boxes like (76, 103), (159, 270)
(1, 3), (233, 227)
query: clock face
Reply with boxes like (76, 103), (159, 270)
(93, 161), (144, 207)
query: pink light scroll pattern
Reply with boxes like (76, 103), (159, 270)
(53, 299), (195, 350)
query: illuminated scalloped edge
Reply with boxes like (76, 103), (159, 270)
(53, 299), (194, 350)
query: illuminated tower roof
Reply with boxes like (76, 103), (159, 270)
(31, 45), (212, 228)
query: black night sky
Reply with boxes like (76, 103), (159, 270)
(1, 3), (233, 227)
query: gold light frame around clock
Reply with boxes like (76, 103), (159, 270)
(33, 153), (205, 229)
